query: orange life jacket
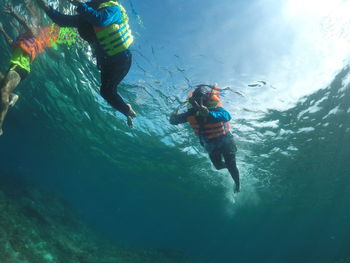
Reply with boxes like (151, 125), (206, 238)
(17, 26), (59, 61)
(206, 89), (223, 109)
(187, 115), (231, 139)
(186, 86), (230, 139)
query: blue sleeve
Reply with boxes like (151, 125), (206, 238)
(76, 3), (122, 27)
(46, 7), (81, 27)
(208, 107), (231, 122)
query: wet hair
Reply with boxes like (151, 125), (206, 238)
(189, 86), (210, 106)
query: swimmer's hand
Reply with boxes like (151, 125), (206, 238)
(234, 184), (240, 194)
(192, 99), (209, 117)
(126, 104), (136, 128)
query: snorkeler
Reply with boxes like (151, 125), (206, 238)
(0, 3), (62, 136)
(169, 85), (240, 193)
(36, 0), (137, 127)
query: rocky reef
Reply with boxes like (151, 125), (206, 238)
(0, 173), (197, 263)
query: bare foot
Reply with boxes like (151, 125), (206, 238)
(234, 184), (240, 193)
(9, 94), (19, 107)
(127, 116), (133, 128)
(127, 104), (136, 118)
(126, 104), (136, 128)
(0, 128), (3, 136)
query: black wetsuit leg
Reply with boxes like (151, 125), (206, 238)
(100, 50), (132, 117)
(209, 152), (226, 170)
(223, 152), (240, 190)
(206, 133), (240, 191)
(222, 134), (240, 191)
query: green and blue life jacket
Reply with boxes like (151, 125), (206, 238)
(93, 1), (134, 56)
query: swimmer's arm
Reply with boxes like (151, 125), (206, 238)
(0, 23), (13, 47)
(46, 8), (82, 27)
(36, 0), (81, 27)
(9, 9), (36, 37)
(24, 0), (42, 27)
(76, 4), (122, 27)
(169, 110), (193, 125)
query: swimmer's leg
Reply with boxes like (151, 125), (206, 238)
(209, 152), (226, 170)
(0, 70), (21, 136)
(100, 52), (135, 127)
(223, 152), (240, 193)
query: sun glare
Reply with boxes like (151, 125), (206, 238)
(283, 0), (344, 19)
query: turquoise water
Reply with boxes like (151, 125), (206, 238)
(1, 0), (350, 262)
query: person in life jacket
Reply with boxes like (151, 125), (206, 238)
(36, 0), (137, 127)
(0, 3), (61, 136)
(170, 84), (240, 193)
